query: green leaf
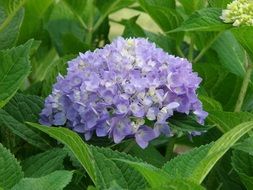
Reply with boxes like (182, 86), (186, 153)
(138, 0), (182, 32)
(18, 0), (53, 43)
(0, 143), (23, 189)
(44, 2), (88, 56)
(90, 149), (129, 189)
(3, 93), (44, 123)
(22, 148), (67, 177)
(178, 0), (206, 14)
(169, 8), (230, 32)
(27, 123), (96, 185)
(0, 109), (51, 150)
(208, 0), (232, 8)
(11, 170), (73, 190)
(121, 16), (146, 38)
(95, 0), (135, 31)
(150, 179), (205, 190)
(121, 142), (166, 167)
(232, 150), (253, 190)
(0, 40), (33, 108)
(118, 160), (170, 187)
(232, 26), (253, 61)
(90, 146), (147, 189)
(28, 123), (147, 189)
(0, 0), (25, 49)
(212, 31), (245, 77)
(168, 113), (211, 133)
(191, 121), (253, 183)
(233, 136), (253, 156)
(163, 121), (253, 184)
(207, 111), (253, 132)
(119, 160), (205, 190)
(41, 55), (70, 97)
(163, 143), (213, 178)
(194, 63), (245, 111)
(198, 95), (223, 111)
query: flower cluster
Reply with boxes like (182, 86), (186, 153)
(39, 37), (207, 148)
(220, 0), (253, 26)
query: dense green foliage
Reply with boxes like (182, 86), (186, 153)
(0, 0), (253, 189)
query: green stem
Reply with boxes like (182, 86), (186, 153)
(85, 0), (95, 47)
(193, 32), (222, 63)
(234, 54), (253, 112)
(176, 46), (185, 58)
(188, 36), (194, 62)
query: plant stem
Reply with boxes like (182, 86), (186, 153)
(234, 54), (253, 112)
(188, 35), (194, 62)
(193, 32), (222, 63)
(176, 46), (185, 58)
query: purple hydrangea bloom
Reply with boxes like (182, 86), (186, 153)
(39, 37), (207, 149)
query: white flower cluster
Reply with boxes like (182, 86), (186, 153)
(220, 0), (253, 26)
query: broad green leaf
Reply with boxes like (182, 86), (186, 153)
(95, 0), (134, 30)
(0, 109), (50, 150)
(0, 143), (23, 189)
(63, 0), (111, 48)
(121, 142), (166, 167)
(120, 160), (205, 190)
(208, 0), (232, 8)
(18, 0), (53, 43)
(121, 16), (146, 38)
(194, 63), (244, 111)
(0, 40), (33, 108)
(139, 0), (175, 8)
(3, 93), (44, 123)
(41, 55), (71, 97)
(168, 113), (211, 133)
(138, 0), (182, 32)
(203, 151), (243, 190)
(169, 8), (230, 32)
(11, 170), (73, 190)
(120, 16), (175, 54)
(150, 180), (205, 190)
(163, 121), (253, 184)
(212, 31), (245, 77)
(232, 150), (253, 190)
(44, 2), (88, 56)
(233, 136), (253, 156)
(232, 26), (253, 61)
(118, 160), (171, 187)
(178, 0), (206, 14)
(198, 95), (223, 111)
(28, 123), (147, 189)
(22, 148), (67, 177)
(207, 111), (253, 132)
(90, 146), (147, 189)
(191, 121), (253, 183)
(91, 150), (130, 189)
(163, 143), (213, 178)
(144, 31), (175, 53)
(0, 0), (25, 49)
(27, 123), (96, 185)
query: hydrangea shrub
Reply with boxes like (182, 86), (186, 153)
(40, 37), (207, 148)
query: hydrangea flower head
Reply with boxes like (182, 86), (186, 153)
(40, 37), (207, 149)
(220, 0), (253, 26)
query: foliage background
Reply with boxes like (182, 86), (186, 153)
(0, 0), (253, 189)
